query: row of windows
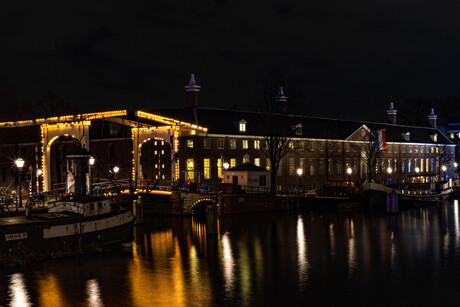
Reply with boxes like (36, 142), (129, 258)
(186, 138), (454, 155)
(184, 156), (452, 181)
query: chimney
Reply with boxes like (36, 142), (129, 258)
(428, 108), (437, 128)
(387, 101), (397, 124)
(185, 73), (201, 107)
(275, 87), (288, 114)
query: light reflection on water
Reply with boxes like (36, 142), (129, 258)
(5, 201), (460, 305)
(8, 273), (31, 307)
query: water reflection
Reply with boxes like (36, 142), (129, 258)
(86, 279), (103, 307)
(296, 215), (308, 284)
(36, 273), (64, 306)
(5, 201), (460, 305)
(8, 273), (31, 307)
(221, 233), (235, 297)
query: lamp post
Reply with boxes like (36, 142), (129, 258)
(89, 157), (95, 195)
(347, 167), (352, 193)
(387, 167), (392, 185)
(442, 165), (447, 181)
(15, 158), (24, 212)
(223, 161), (229, 184)
(113, 166), (119, 179)
(297, 168), (303, 193)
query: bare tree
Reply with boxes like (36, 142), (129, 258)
(353, 131), (384, 182)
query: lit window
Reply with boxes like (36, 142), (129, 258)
(310, 142), (315, 151)
(254, 140), (260, 149)
(266, 158), (270, 171)
(345, 143), (350, 152)
(204, 159), (211, 179)
(154, 141), (157, 146)
(289, 141), (295, 150)
(231, 158), (236, 168)
(319, 142), (324, 151)
(186, 159), (194, 180)
(162, 164), (164, 168)
(217, 159), (222, 179)
(254, 158), (260, 166)
(239, 120), (247, 132)
(186, 139), (193, 149)
(161, 150), (164, 155)
(154, 150), (157, 155)
(161, 141), (164, 145)
(451, 133), (455, 139)
(230, 139), (236, 149)
(242, 140), (248, 149)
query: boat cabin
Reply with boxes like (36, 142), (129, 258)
(48, 198), (112, 217)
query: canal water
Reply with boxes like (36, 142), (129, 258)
(3, 200), (460, 306)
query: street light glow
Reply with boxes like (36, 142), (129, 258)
(223, 162), (230, 170)
(113, 166), (119, 174)
(442, 165), (447, 172)
(387, 167), (392, 174)
(347, 167), (352, 175)
(37, 169), (42, 176)
(15, 158), (25, 169)
(89, 157), (95, 166)
(415, 167), (420, 173)
(297, 168), (303, 176)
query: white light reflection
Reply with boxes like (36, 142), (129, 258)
(297, 216), (309, 284)
(221, 233), (235, 296)
(348, 219), (356, 277)
(86, 279), (104, 307)
(455, 200), (460, 249)
(8, 273), (32, 307)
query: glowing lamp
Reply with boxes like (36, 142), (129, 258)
(347, 167), (352, 175)
(223, 162), (230, 170)
(297, 168), (303, 176)
(15, 158), (25, 169)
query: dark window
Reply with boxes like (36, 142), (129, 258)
(90, 203), (95, 210)
(98, 202), (102, 209)
(259, 175), (266, 186)
(108, 144), (115, 158)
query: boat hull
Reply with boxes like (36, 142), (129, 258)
(0, 210), (134, 253)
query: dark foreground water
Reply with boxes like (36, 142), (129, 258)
(3, 200), (460, 306)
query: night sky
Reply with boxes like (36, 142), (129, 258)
(1, 1), (460, 122)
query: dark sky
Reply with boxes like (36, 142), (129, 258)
(1, 1), (460, 122)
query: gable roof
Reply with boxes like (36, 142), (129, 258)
(227, 162), (269, 172)
(149, 107), (452, 145)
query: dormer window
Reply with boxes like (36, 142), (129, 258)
(239, 120), (247, 133)
(431, 133), (438, 142)
(295, 124), (302, 136)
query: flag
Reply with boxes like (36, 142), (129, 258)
(374, 129), (387, 150)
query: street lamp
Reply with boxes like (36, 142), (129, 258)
(113, 166), (119, 179)
(297, 168), (303, 193)
(442, 165), (447, 181)
(347, 167), (352, 193)
(15, 158), (24, 212)
(223, 162), (230, 170)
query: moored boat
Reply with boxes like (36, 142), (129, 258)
(363, 180), (453, 209)
(0, 196), (134, 254)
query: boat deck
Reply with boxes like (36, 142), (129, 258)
(0, 213), (68, 227)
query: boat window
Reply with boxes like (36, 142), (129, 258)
(98, 202), (102, 209)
